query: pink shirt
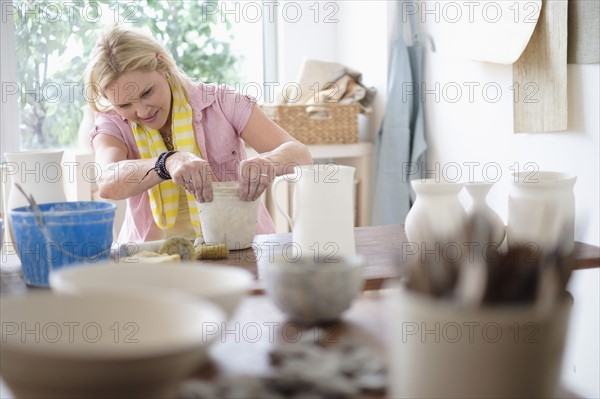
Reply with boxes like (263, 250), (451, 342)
(91, 82), (276, 243)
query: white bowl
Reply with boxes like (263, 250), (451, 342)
(0, 291), (224, 398)
(49, 262), (254, 318)
(261, 256), (365, 324)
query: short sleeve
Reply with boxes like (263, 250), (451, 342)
(90, 111), (129, 150)
(216, 85), (257, 136)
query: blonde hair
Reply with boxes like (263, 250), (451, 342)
(85, 24), (191, 112)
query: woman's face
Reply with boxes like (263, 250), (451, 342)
(104, 70), (172, 130)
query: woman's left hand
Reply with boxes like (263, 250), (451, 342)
(238, 157), (276, 201)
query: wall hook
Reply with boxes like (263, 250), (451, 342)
(413, 32), (436, 52)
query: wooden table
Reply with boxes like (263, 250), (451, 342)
(2, 224), (599, 295)
(0, 293), (588, 398)
(0, 292), (581, 399)
(216, 224), (600, 291)
(184, 293), (589, 399)
(2, 226), (598, 397)
(191, 294), (388, 397)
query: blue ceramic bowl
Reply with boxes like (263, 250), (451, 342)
(10, 201), (116, 287)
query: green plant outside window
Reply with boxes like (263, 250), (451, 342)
(14, 0), (241, 150)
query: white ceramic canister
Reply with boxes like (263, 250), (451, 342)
(386, 284), (572, 398)
(507, 172), (576, 254)
(197, 182), (259, 250)
(404, 179), (467, 251)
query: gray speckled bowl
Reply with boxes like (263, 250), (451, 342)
(262, 256), (365, 324)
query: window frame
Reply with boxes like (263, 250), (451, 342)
(1, 7), (20, 154)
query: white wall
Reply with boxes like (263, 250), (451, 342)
(275, 2), (599, 396)
(407, 3), (600, 397)
(276, 0), (389, 142)
(276, 0), (598, 246)
(418, 7), (599, 247)
(333, 1), (389, 142)
(276, 1), (337, 84)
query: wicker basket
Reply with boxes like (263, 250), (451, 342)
(261, 103), (360, 145)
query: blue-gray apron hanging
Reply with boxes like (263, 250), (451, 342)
(372, 1), (428, 225)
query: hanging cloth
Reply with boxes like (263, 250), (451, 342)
(371, 1), (428, 225)
(131, 84), (202, 238)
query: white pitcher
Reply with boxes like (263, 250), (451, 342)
(272, 164), (356, 259)
(3, 150), (67, 208)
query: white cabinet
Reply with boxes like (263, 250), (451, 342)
(247, 143), (373, 233)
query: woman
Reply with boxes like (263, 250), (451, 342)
(85, 25), (312, 244)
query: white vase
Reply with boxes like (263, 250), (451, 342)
(508, 171), (576, 254)
(464, 182), (506, 247)
(3, 150), (67, 243)
(404, 179), (467, 251)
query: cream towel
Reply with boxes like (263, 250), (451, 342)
(279, 59), (376, 113)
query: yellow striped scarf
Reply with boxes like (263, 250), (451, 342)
(131, 84), (201, 237)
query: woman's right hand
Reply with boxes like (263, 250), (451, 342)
(166, 152), (214, 202)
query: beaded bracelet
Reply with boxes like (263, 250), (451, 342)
(156, 151), (177, 180)
(139, 151), (177, 182)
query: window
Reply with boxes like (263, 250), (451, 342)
(5, 0), (269, 151)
